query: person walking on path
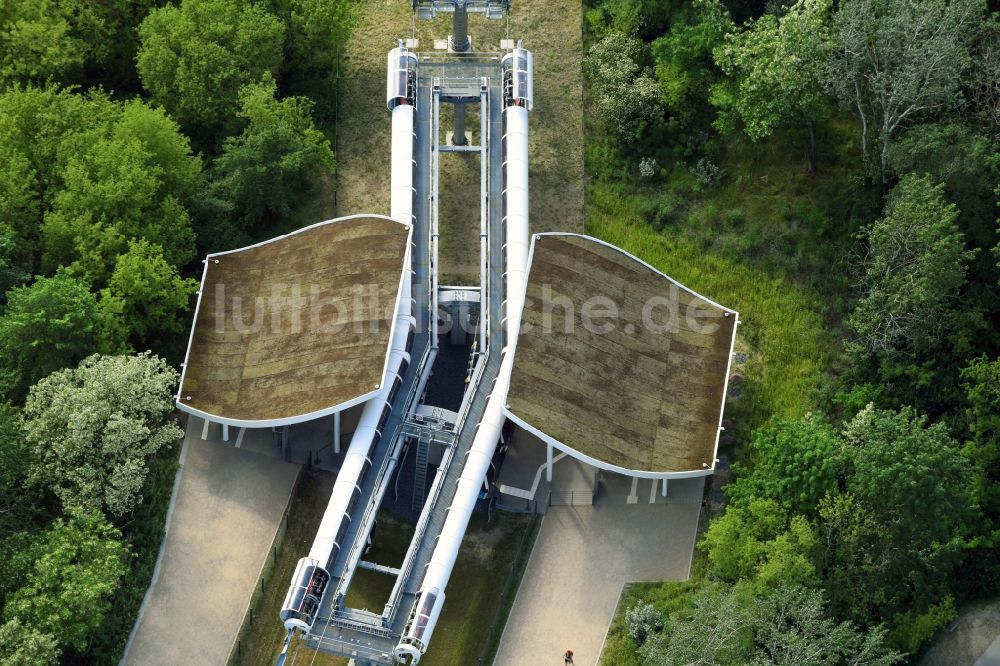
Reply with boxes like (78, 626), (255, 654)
(564, 649), (574, 665)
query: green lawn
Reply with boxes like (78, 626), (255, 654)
(584, 117), (863, 445)
(342, 512), (416, 612)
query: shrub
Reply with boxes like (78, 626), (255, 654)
(625, 601), (664, 645)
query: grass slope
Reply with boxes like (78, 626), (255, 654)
(588, 104), (864, 666)
(237, 470), (335, 666)
(333, 0), (584, 282)
(588, 187), (833, 431)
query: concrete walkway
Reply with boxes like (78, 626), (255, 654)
(494, 474), (703, 666)
(977, 636), (1000, 666)
(122, 419), (300, 666)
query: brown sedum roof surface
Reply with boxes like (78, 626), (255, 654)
(178, 216), (409, 424)
(506, 234), (737, 474)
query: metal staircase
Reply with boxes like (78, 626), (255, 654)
(412, 436), (429, 511)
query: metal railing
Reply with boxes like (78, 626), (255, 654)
(226, 470), (300, 664)
(309, 630), (396, 661)
(324, 613), (395, 638)
(384, 82), (499, 624)
(382, 347), (491, 621)
(327, 342), (432, 625)
(549, 489), (594, 507)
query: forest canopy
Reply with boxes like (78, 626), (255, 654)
(0, 0), (354, 662)
(585, 0), (998, 663)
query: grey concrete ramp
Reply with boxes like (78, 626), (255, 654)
(977, 636), (1000, 666)
(494, 474), (703, 666)
(123, 419), (300, 666)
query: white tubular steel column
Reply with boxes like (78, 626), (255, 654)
(395, 45), (533, 664)
(279, 246), (412, 633)
(389, 44), (417, 225)
(503, 103), (530, 328)
(391, 107), (415, 222)
(279, 46), (417, 635)
(280, 247), (412, 634)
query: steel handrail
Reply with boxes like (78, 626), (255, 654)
(382, 345), (490, 621)
(329, 341), (432, 616)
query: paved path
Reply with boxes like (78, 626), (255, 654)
(495, 474), (703, 666)
(977, 636), (1000, 666)
(122, 419), (300, 666)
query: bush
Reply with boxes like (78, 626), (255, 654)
(625, 601), (664, 644)
(690, 156), (724, 189)
(887, 596), (957, 653)
(639, 156), (659, 178)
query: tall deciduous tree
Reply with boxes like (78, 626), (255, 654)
(0, 87), (116, 251)
(101, 239), (198, 349)
(0, 224), (30, 299)
(40, 100), (200, 284)
(2, 510), (127, 653)
(0, 619), (59, 666)
(888, 123), (1000, 324)
(702, 498), (820, 594)
(823, 405), (976, 631)
(0, 0), (88, 86)
(23, 353), (183, 518)
(0, 0), (159, 90)
(1, 89), (200, 285)
(848, 174), (975, 354)
(750, 585), (903, 666)
(727, 414), (841, 518)
(827, 0), (983, 180)
(137, 0), (284, 138)
(711, 0), (834, 173)
(640, 583), (754, 665)
(81, 0), (167, 91)
(205, 76), (333, 231)
(961, 356), (1000, 522)
(585, 32), (664, 145)
(0, 403), (35, 538)
(0, 271), (101, 401)
(650, 0), (732, 131)
(637, 583), (903, 665)
(0, 148), (38, 257)
(273, 0), (356, 115)
(970, 17), (1000, 139)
